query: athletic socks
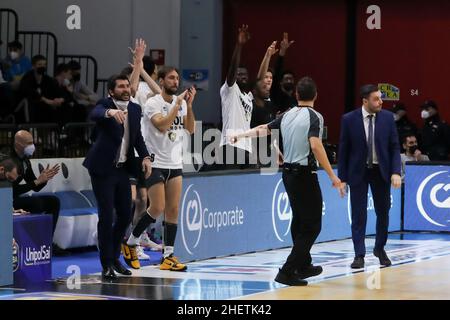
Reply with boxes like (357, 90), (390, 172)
(129, 211), (156, 242)
(163, 222), (178, 258)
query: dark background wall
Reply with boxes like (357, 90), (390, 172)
(355, 0), (450, 130)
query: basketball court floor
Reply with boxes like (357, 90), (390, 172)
(1, 232), (449, 300)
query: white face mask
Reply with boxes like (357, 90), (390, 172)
(63, 78), (71, 86)
(114, 99), (129, 111)
(9, 51), (19, 60)
(23, 144), (35, 157)
(421, 110), (430, 119)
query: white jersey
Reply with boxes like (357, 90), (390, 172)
(135, 81), (156, 107)
(142, 94), (188, 169)
(220, 81), (253, 152)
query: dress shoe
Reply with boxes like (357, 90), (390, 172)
(113, 260), (132, 276)
(373, 249), (392, 266)
(296, 264), (323, 279)
(350, 256), (365, 269)
(102, 266), (118, 280)
(275, 269), (308, 286)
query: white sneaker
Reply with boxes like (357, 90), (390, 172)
(136, 245), (150, 260)
(140, 232), (162, 251)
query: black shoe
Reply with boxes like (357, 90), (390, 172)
(275, 269), (308, 286)
(373, 249), (392, 266)
(296, 265), (323, 279)
(102, 266), (118, 280)
(52, 243), (70, 257)
(351, 256), (365, 269)
(113, 260), (132, 276)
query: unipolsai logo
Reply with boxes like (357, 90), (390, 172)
(23, 245), (51, 266)
(180, 184), (203, 254)
(416, 171), (450, 227)
(272, 179), (292, 242)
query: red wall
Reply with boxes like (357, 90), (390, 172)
(223, 0), (348, 143)
(356, 0), (450, 126)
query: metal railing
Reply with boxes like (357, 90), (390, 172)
(18, 31), (58, 76)
(0, 9), (18, 58)
(96, 78), (109, 98)
(60, 122), (95, 158)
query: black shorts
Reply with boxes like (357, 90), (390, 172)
(139, 167), (183, 189)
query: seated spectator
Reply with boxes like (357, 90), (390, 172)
(54, 63), (87, 125)
(0, 155), (19, 182)
(391, 101), (417, 150)
(0, 40), (16, 122)
(67, 60), (99, 117)
(400, 133), (430, 178)
(1, 155), (30, 215)
(420, 100), (450, 161)
(9, 130), (67, 256)
(18, 55), (63, 123)
(3, 40), (32, 88)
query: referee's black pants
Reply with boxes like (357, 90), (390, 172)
(281, 165), (323, 274)
(13, 195), (60, 236)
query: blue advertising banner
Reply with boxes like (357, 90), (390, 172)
(13, 215), (52, 285)
(175, 169), (401, 262)
(404, 164), (450, 232)
(0, 185), (13, 286)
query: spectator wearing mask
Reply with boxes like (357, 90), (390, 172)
(18, 55), (63, 123)
(391, 102), (417, 149)
(9, 130), (66, 255)
(400, 134), (429, 178)
(420, 100), (450, 161)
(54, 63), (87, 124)
(4, 40), (32, 87)
(67, 60), (99, 116)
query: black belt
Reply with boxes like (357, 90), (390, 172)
(283, 162), (315, 172)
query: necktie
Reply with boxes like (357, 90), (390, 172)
(367, 115), (374, 168)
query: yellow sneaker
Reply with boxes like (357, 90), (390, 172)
(121, 242), (141, 269)
(159, 255), (187, 271)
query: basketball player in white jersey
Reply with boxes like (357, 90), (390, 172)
(122, 66), (196, 271)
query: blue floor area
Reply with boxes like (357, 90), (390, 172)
(52, 249), (162, 279)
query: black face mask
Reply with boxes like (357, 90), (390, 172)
(408, 145), (418, 154)
(36, 67), (47, 75)
(73, 73), (81, 81)
(282, 82), (294, 91)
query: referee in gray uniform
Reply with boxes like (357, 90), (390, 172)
(231, 77), (341, 286)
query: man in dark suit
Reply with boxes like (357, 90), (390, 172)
(83, 74), (152, 280)
(338, 84), (401, 269)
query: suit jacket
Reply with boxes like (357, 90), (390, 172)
(83, 98), (149, 176)
(338, 108), (401, 186)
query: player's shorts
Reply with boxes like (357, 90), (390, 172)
(139, 167), (183, 189)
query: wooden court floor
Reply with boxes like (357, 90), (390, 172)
(244, 255), (450, 300)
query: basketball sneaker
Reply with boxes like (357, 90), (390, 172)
(140, 232), (162, 251)
(121, 241), (141, 269)
(159, 254), (187, 271)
